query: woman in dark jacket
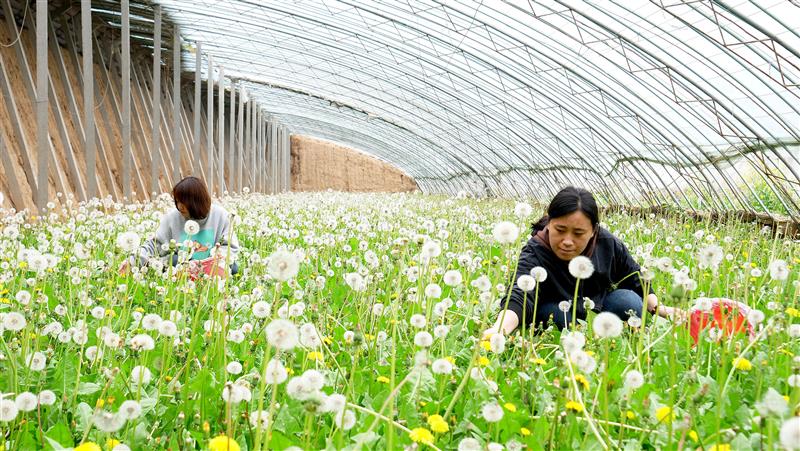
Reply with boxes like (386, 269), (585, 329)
(485, 186), (678, 335)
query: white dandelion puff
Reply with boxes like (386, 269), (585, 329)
(593, 312), (623, 338)
(568, 256), (594, 279)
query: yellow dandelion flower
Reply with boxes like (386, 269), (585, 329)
(504, 402), (517, 412)
(105, 439), (121, 449)
(531, 357), (546, 365)
(655, 406), (674, 424)
(733, 357), (752, 371)
(565, 401), (584, 413)
(520, 427), (531, 436)
(445, 356), (456, 364)
(786, 307), (800, 318)
(307, 351), (323, 361)
(323, 336), (333, 345)
(409, 427), (434, 445)
(689, 430), (699, 442)
(480, 340), (492, 351)
(73, 443), (101, 451)
(427, 414), (449, 433)
(95, 399), (105, 408)
(478, 356), (490, 366)
(376, 376), (390, 384)
(709, 444), (730, 451)
(208, 435), (241, 451)
(626, 410), (636, 420)
(574, 374), (590, 390)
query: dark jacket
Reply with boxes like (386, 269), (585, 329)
(503, 227), (652, 327)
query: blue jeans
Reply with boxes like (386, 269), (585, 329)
(534, 289), (643, 330)
(170, 254), (239, 275)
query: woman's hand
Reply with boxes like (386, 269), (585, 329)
(482, 326), (502, 340)
(118, 260), (130, 276)
(482, 310), (520, 339)
(646, 294), (687, 321)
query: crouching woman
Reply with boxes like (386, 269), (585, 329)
(120, 176), (240, 276)
(485, 186), (678, 336)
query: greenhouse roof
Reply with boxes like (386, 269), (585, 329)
(96, 0), (800, 216)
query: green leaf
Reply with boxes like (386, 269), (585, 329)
(75, 402), (93, 433)
(351, 431), (380, 446)
(45, 422), (74, 449)
(44, 436), (69, 451)
(76, 382), (101, 395)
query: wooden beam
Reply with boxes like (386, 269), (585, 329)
(0, 132), (25, 210)
(0, 53), (37, 195)
(46, 18), (87, 201)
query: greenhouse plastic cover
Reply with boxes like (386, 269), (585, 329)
(96, 0), (800, 216)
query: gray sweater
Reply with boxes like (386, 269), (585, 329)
(133, 204), (239, 265)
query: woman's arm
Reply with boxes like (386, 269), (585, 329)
(483, 310), (519, 338)
(134, 214), (173, 264)
(483, 241), (538, 337)
(215, 213), (240, 260)
(646, 293), (684, 319)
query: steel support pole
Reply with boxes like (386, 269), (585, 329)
(217, 66), (225, 195)
(81, 1), (95, 199)
(150, 5), (161, 197)
(262, 113), (267, 193)
(284, 128), (290, 192)
(193, 42), (201, 175)
(237, 84), (244, 193)
(206, 55), (214, 193)
(121, 0), (131, 200)
(279, 126), (285, 193)
(35, 0), (48, 211)
(228, 78), (235, 192)
(270, 122), (278, 195)
(255, 108), (261, 192)
(243, 93), (249, 191)
(172, 25), (181, 184)
(250, 101), (256, 190)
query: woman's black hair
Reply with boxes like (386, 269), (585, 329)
(531, 186), (599, 233)
(172, 176), (212, 220)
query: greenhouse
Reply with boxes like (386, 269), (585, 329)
(0, 1), (798, 450)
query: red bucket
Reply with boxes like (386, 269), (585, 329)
(188, 257), (227, 281)
(689, 298), (755, 344)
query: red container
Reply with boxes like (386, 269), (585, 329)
(689, 298), (754, 344)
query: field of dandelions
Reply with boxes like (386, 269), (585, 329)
(0, 191), (799, 451)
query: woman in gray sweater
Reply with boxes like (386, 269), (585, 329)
(121, 177), (239, 275)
